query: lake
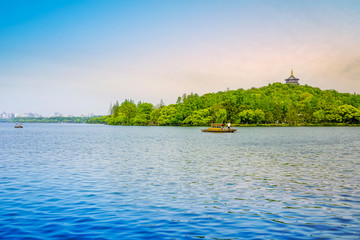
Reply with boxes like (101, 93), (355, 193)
(0, 123), (359, 239)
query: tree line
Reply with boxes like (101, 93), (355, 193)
(9, 117), (92, 123)
(87, 83), (360, 126)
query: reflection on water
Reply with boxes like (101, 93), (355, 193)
(0, 123), (359, 239)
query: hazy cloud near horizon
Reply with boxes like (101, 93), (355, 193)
(1, 0), (359, 115)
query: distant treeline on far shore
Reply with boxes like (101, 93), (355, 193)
(87, 83), (360, 126)
(5, 117), (93, 123)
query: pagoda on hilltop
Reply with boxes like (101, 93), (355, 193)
(285, 68), (300, 85)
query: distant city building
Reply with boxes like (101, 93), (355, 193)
(0, 112), (8, 119)
(285, 68), (300, 85)
(54, 112), (63, 117)
(23, 113), (35, 118)
(0, 111), (93, 119)
(0, 112), (42, 119)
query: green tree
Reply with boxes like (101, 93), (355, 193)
(158, 105), (182, 125)
(209, 104), (223, 123)
(86, 116), (109, 124)
(314, 106), (342, 123)
(132, 102), (154, 125)
(285, 104), (298, 124)
(254, 109), (265, 123)
(313, 110), (325, 123)
(215, 109), (227, 123)
(119, 99), (137, 124)
(238, 110), (254, 124)
(150, 108), (161, 124)
(338, 104), (360, 123)
(137, 102), (154, 115)
(238, 109), (265, 124)
(183, 109), (212, 126)
(110, 101), (120, 117)
(107, 114), (127, 125)
(264, 111), (274, 123)
(132, 115), (149, 125)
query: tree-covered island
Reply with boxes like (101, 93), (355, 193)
(87, 83), (360, 126)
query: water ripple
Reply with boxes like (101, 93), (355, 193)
(0, 124), (360, 239)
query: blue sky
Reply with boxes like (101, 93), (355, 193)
(1, 0), (360, 115)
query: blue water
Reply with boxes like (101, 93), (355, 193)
(0, 123), (359, 239)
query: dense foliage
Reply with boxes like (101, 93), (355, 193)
(87, 83), (360, 126)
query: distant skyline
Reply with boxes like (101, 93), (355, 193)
(1, 0), (359, 116)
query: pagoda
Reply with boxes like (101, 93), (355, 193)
(285, 69), (299, 85)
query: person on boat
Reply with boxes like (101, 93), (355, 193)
(221, 123), (225, 130)
(228, 122), (231, 129)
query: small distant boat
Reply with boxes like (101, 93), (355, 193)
(14, 123), (23, 128)
(201, 123), (236, 133)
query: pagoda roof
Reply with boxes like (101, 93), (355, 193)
(286, 75), (299, 80)
(285, 68), (299, 80)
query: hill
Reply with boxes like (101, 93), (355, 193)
(87, 83), (360, 126)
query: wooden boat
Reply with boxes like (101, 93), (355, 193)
(201, 123), (236, 133)
(14, 123), (23, 128)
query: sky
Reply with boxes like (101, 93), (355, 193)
(1, 0), (360, 116)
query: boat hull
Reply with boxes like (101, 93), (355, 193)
(201, 128), (236, 133)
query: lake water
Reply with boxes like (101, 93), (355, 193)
(0, 123), (359, 239)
